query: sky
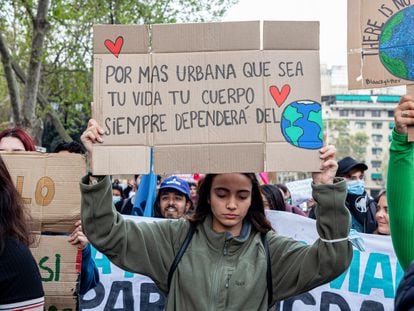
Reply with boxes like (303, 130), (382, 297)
(223, 0), (347, 67)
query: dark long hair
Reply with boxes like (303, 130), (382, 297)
(0, 156), (32, 253)
(0, 128), (36, 151)
(190, 173), (273, 233)
(261, 184), (287, 211)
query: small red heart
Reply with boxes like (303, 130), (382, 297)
(104, 36), (124, 58)
(269, 85), (291, 107)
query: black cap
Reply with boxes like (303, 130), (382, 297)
(336, 156), (368, 177)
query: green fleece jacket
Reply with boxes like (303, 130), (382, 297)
(388, 130), (414, 270)
(81, 175), (352, 310)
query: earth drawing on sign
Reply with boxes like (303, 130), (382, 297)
(379, 5), (414, 81)
(281, 100), (323, 150)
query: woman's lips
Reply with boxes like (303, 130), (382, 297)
(223, 214), (237, 219)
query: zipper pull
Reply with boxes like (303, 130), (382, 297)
(223, 240), (228, 256)
(225, 275), (230, 288)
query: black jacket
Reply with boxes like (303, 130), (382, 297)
(395, 261), (414, 311)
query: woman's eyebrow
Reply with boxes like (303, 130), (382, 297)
(213, 187), (229, 191)
(237, 189), (251, 194)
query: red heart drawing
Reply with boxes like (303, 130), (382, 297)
(269, 84), (291, 107)
(104, 36), (124, 58)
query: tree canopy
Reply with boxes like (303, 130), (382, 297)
(0, 0), (238, 150)
(325, 119), (369, 161)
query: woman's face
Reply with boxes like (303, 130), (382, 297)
(376, 195), (390, 235)
(209, 173), (252, 236)
(0, 137), (25, 151)
(190, 185), (197, 198)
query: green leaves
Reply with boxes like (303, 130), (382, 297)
(0, 0), (238, 146)
(325, 119), (369, 162)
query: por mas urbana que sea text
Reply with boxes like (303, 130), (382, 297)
(103, 60), (304, 135)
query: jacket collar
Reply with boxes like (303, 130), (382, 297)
(200, 214), (252, 253)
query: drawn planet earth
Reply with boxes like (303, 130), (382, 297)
(379, 5), (414, 81)
(281, 100), (323, 149)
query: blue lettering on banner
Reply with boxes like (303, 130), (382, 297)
(330, 250), (404, 298)
(80, 281), (165, 310)
(360, 253), (394, 298)
(92, 247), (135, 278)
(331, 250), (361, 293)
(106, 281), (134, 310)
(140, 283), (165, 310)
(91, 247), (111, 274)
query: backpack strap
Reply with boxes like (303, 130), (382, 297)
(167, 223), (196, 291)
(261, 231), (273, 308)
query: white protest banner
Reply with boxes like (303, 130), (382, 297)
(285, 178), (313, 206)
(92, 21), (323, 175)
(268, 212), (402, 311)
(80, 212), (401, 310)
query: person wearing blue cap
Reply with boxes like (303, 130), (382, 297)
(154, 176), (193, 219)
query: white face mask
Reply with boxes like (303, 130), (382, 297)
(112, 195), (122, 204)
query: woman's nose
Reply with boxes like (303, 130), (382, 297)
(226, 199), (237, 209)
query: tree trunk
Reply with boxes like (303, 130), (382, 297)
(46, 112), (73, 142)
(11, 60), (72, 142)
(0, 31), (22, 125)
(22, 0), (50, 143)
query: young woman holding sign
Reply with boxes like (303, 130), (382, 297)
(81, 119), (353, 310)
(0, 155), (44, 310)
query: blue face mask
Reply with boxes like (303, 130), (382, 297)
(112, 195), (122, 205)
(347, 180), (365, 195)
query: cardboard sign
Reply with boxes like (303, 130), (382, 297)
(92, 21), (323, 175)
(31, 235), (80, 310)
(347, 0), (414, 89)
(1, 152), (86, 233)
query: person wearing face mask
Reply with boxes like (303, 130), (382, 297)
(336, 156), (377, 233)
(112, 184), (124, 212)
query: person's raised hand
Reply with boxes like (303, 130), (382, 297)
(312, 145), (337, 185)
(80, 119), (104, 154)
(394, 95), (414, 135)
(68, 220), (89, 250)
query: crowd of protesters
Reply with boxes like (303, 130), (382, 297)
(2, 95), (414, 309)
